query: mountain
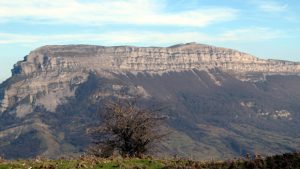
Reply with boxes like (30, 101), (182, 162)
(0, 42), (300, 159)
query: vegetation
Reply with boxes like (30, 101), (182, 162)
(1, 100), (298, 168)
(88, 99), (167, 158)
(0, 152), (299, 169)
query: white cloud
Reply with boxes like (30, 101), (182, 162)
(0, 32), (207, 45)
(257, 1), (288, 12)
(0, 0), (237, 27)
(0, 28), (284, 46)
(219, 27), (284, 41)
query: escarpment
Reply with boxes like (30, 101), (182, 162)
(1, 43), (300, 159)
(2, 43), (300, 115)
(12, 43), (300, 76)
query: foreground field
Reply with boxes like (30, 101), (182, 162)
(0, 152), (299, 169)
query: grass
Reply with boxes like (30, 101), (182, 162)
(0, 152), (299, 169)
(0, 157), (164, 169)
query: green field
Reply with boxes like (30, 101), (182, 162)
(0, 152), (299, 169)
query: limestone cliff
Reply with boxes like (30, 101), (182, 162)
(1, 43), (300, 117)
(1, 43), (300, 159)
(12, 42), (300, 75)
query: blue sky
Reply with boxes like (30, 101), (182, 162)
(1, 0), (300, 82)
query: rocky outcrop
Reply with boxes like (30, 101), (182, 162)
(12, 43), (300, 76)
(1, 43), (300, 159)
(2, 43), (300, 116)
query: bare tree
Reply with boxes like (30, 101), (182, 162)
(88, 99), (168, 158)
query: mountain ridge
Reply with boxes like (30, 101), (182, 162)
(0, 43), (300, 159)
(12, 43), (300, 77)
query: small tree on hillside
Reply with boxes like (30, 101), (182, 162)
(88, 99), (167, 158)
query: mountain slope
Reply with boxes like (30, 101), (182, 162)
(0, 43), (300, 159)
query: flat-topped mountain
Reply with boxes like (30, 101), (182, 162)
(13, 43), (300, 76)
(0, 43), (300, 159)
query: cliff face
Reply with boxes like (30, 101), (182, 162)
(3, 43), (299, 116)
(1, 43), (300, 159)
(12, 43), (300, 75)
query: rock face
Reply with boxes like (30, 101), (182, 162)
(0, 43), (300, 159)
(3, 43), (300, 115)
(12, 43), (300, 75)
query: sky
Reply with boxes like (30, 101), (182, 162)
(1, 0), (300, 82)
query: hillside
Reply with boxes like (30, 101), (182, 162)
(0, 43), (300, 159)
